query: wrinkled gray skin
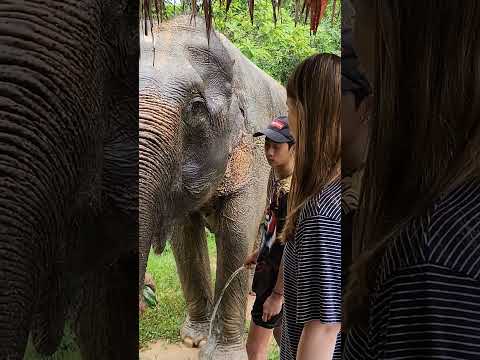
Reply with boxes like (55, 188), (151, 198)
(0, 1), (138, 359)
(139, 16), (286, 359)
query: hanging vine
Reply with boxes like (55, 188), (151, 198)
(141, 0), (338, 38)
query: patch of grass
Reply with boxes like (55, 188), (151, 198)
(140, 230), (280, 359)
(23, 325), (81, 360)
(268, 343), (280, 360)
(139, 243), (186, 346)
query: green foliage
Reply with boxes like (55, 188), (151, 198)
(211, 0), (340, 84)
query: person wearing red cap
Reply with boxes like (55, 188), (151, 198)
(243, 115), (295, 360)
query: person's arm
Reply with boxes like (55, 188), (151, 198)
(296, 215), (342, 359)
(262, 183), (288, 321)
(262, 255), (284, 321)
(297, 321), (340, 360)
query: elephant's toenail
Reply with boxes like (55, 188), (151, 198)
(198, 339), (207, 348)
(184, 337), (194, 348)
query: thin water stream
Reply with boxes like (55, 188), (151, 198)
(208, 265), (248, 339)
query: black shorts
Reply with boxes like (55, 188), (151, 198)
(251, 291), (283, 329)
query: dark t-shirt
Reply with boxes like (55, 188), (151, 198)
(252, 172), (291, 298)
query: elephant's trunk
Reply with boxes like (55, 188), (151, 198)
(0, 165), (48, 356)
(139, 92), (180, 295)
(0, 111), (83, 356)
(0, 231), (39, 358)
(0, 4), (100, 352)
(0, 96), (77, 357)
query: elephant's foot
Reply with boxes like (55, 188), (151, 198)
(180, 316), (209, 348)
(199, 340), (247, 360)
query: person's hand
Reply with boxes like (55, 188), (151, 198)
(244, 249), (259, 269)
(262, 292), (283, 322)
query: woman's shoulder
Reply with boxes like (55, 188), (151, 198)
(377, 178), (480, 286)
(300, 178), (341, 222)
(427, 178), (480, 278)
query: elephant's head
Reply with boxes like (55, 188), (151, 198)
(0, 1), (138, 357)
(139, 16), (247, 286)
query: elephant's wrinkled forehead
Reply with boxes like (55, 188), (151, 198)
(139, 49), (204, 95)
(140, 21), (210, 61)
(139, 65), (204, 104)
(139, 16), (234, 107)
(140, 31), (231, 97)
(140, 27), (209, 77)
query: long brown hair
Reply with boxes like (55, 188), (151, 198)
(344, 0), (480, 329)
(281, 53), (341, 242)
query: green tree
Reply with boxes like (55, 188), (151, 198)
(212, 0), (340, 84)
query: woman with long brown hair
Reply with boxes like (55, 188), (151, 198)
(344, 1), (480, 359)
(280, 53), (342, 360)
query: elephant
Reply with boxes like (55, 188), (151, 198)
(139, 15), (287, 359)
(0, 1), (139, 359)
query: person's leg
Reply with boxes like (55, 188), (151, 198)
(246, 321), (273, 360)
(273, 323), (282, 348)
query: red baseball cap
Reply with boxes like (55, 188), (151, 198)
(253, 116), (294, 144)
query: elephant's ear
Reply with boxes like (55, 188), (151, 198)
(185, 35), (235, 109)
(215, 78), (259, 197)
(216, 131), (255, 196)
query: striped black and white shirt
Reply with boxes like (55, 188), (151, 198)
(281, 178), (342, 360)
(343, 179), (480, 360)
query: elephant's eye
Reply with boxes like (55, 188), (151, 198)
(188, 96), (208, 113)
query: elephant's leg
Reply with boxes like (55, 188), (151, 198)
(200, 193), (258, 360)
(171, 213), (213, 348)
(104, 253), (139, 359)
(73, 254), (138, 360)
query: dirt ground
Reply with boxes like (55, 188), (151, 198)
(139, 294), (256, 360)
(139, 341), (199, 360)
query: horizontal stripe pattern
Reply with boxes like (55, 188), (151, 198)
(282, 179), (342, 360)
(344, 179), (480, 360)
